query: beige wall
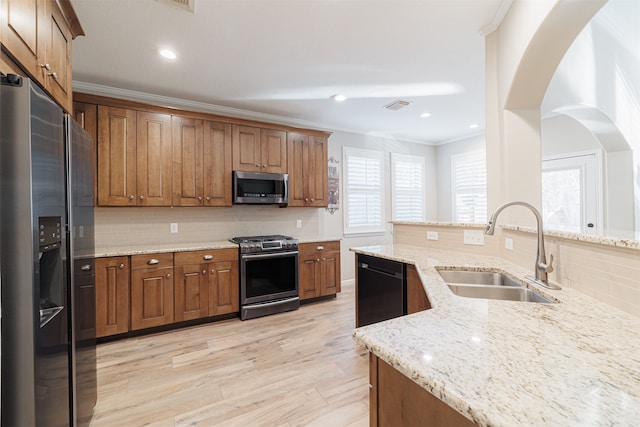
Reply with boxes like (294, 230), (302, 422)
(393, 223), (640, 318)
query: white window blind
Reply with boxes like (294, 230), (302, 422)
(452, 150), (487, 223)
(343, 147), (385, 234)
(391, 153), (425, 222)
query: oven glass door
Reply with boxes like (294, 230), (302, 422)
(241, 251), (298, 305)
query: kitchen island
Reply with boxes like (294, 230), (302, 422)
(351, 244), (640, 426)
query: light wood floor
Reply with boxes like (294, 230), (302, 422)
(90, 283), (370, 426)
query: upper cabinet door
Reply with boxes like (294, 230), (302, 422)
(260, 129), (287, 174)
(203, 121), (232, 206)
(172, 116), (204, 207)
(232, 125), (261, 172)
(136, 111), (172, 206)
(1, 0), (41, 76)
(286, 132), (328, 207)
(42, 0), (73, 112)
(97, 106), (137, 206)
(286, 132), (309, 207)
(307, 135), (328, 207)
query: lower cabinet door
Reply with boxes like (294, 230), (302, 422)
(95, 257), (130, 337)
(131, 266), (174, 330)
(320, 250), (341, 296)
(209, 260), (239, 315)
(174, 263), (209, 322)
(299, 253), (321, 300)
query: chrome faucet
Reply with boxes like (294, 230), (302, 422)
(486, 201), (560, 290)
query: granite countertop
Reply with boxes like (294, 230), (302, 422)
(351, 244), (640, 426)
(94, 237), (342, 258)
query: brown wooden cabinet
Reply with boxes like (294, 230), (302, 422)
(287, 133), (328, 207)
(96, 107), (172, 206)
(299, 240), (341, 300)
(232, 125), (287, 173)
(207, 249), (239, 315)
(407, 264), (431, 314)
(173, 248), (238, 321)
(95, 256), (130, 338)
(172, 116), (232, 207)
(1, 0), (82, 112)
(370, 354), (474, 427)
(130, 253), (174, 330)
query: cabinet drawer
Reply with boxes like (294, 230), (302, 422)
(131, 253), (174, 270)
(299, 240), (340, 255)
(174, 248), (238, 265)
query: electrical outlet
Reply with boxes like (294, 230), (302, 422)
(296, 219), (302, 229)
(426, 231), (438, 241)
(170, 223), (178, 233)
(505, 238), (514, 251)
(463, 229), (484, 245)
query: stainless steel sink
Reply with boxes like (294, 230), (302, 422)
(436, 269), (555, 304)
(447, 284), (553, 303)
(436, 270), (523, 287)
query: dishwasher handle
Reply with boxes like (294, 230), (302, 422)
(359, 262), (404, 280)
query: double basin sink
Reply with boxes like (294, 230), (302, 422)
(437, 269), (554, 304)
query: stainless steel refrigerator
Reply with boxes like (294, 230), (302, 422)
(0, 74), (96, 426)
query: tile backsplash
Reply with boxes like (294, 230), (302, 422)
(95, 206), (325, 248)
(393, 223), (640, 318)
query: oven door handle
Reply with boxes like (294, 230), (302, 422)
(241, 250), (298, 260)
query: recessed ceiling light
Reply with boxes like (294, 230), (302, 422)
(159, 49), (177, 60)
(331, 94), (347, 102)
(420, 112), (432, 118)
(469, 123), (480, 129)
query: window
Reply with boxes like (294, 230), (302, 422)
(451, 150), (487, 223)
(542, 151), (602, 234)
(391, 153), (425, 221)
(343, 147), (384, 234)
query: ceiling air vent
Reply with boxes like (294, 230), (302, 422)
(156, 0), (195, 12)
(383, 100), (411, 111)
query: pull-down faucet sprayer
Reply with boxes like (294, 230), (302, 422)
(486, 201), (561, 290)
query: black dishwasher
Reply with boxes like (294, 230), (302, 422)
(357, 254), (406, 327)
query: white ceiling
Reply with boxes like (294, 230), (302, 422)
(71, 0), (507, 144)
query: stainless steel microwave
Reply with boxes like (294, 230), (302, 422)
(233, 171), (289, 206)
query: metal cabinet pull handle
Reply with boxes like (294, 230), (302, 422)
(202, 270), (206, 275)
(198, 196), (203, 201)
(40, 63), (51, 71)
(129, 195), (135, 200)
(166, 273), (171, 279)
(317, 246), (324, 251)
(262, 164), (266, 168)
(310, 198), (314, 202)
(206, 196), (211, 201)
(203, 255), (213, 260)
(139, 195), (144, 201)
(80, 264), (92, 271)
(147, 259), (159, 265)
(210, 269), (215, 274)
(119, 263), (125, 269)
(49, 72), (58, 79)
(316, 258), (320, 262)
(255, 164), (260, 167)
(322, 258), (326, 261)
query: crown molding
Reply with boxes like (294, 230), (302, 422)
(72, 81), (436, 146)
(479, 0), (514, 37)
(72, 80), (337, 132)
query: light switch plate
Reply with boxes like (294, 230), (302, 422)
(170, 223), (178, 233)
(426, 231), (438, 240)
(463, 229), (484, 245)
(296, 219), (302, 229)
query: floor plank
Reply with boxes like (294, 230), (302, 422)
(90, 283), (369, 426)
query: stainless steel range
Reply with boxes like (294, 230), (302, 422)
(230, 235), (299, 320)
